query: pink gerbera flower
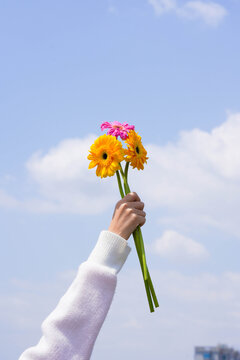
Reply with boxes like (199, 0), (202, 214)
(100, 121), (135, 140)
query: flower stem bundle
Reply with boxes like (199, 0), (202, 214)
(87, 121), (159, 312)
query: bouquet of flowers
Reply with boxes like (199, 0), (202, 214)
(87, 121), (159, 312)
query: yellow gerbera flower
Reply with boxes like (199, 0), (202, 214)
(87, 134), (124, 178)
(124, 130), (149, 170)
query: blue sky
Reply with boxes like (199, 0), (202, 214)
(1, 1), (240, 359)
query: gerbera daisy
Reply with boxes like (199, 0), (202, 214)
(124, 130), (149, 170)
(100, 121), (135, 140)
(87, 134), (124, 178)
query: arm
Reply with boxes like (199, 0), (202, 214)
(19, 192), (146, 360)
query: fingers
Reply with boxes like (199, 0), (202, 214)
(127, 201), (144, 210)
(122, 192), (140, 203)
(139, 217), (146, 227)
(117, 192), (145, 216)
(133, 209), (146, 225)
(133, 208), (146, 217)
(128, 208), (146, 227)
(125, 207), (145, 217)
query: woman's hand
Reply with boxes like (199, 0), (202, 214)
(108, 192), (146, 240)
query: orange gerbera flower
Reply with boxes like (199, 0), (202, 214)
(124, 130), (149, 170)
(87, 134), (124, 178)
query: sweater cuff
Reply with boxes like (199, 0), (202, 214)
(87, 230), (131, 274)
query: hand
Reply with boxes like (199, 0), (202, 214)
(108, 192), (146, 240)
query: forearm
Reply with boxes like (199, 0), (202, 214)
(19, 230), (131, 360)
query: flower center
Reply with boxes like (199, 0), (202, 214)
(136, 146), (140, 154)
(113, 125), (123, 130)
(102, 152), (108, 160)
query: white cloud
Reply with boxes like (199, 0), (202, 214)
(0, 135), (119, 214)
(122, 317), (142, 329)
(148, 0), (227, 26)
(148, 0), (177, 15)
(180, 1), (228, 27)
(23, 134), (118, 214)
(132, 112), (240, 237)
(151, 230), (209, 262)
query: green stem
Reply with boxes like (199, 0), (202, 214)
(135, 237), (158, 310)
(119, 163), (130, 195)
(116, 170), (124, 199)
(138, 228), (159, 308)
(147, 267), (159, 308)
(120, 164), (128, 187)
(132, 231), (154, 313)
(119, 163), (125, 181)
(124, 161), (130, 180)
(136, 226), (148, 281)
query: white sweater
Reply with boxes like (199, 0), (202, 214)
(19, 230), (131, 360)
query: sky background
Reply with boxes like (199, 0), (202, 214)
(1, 0), (240, 359)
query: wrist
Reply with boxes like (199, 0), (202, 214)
(108, 226), (128, 241)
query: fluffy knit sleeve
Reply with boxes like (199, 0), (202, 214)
(19, 230), (131, 360)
